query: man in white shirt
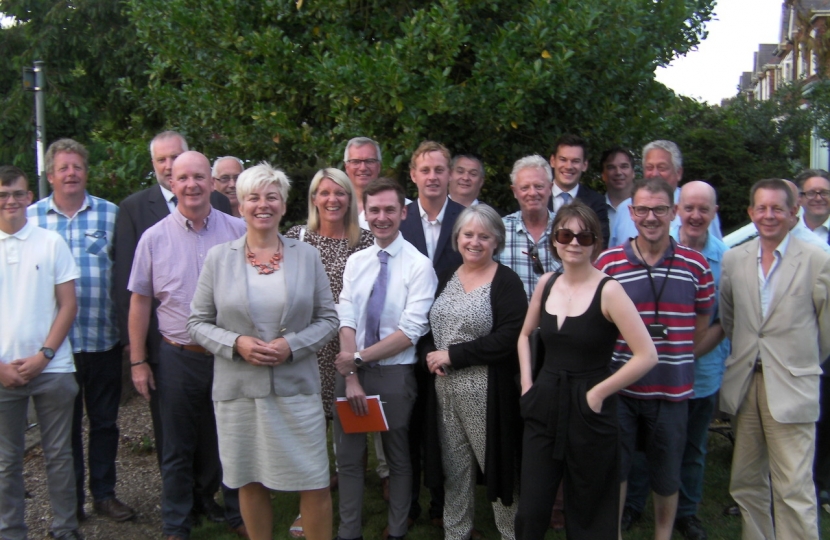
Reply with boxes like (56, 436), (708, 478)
(796, 169), (830, 242)
(600, 146), (636, 232)
(334, 178), (437, 540)
(343, 137), (384, 229)
(0, 166), (81, 540)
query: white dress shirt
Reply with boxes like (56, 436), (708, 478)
(159, 184), (177, 214)
(757, 233), (790, 318)
(338, 232), (437, 365)
(551, 184), (580, 212)
(418, 198), (448, 260)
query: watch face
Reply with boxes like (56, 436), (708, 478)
(40, 347), (55, 360)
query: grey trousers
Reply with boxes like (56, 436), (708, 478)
(333, 364), (417, 539)
(0, 373), (79, 540)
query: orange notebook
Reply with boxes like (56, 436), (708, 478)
(335, 395), (389, 433)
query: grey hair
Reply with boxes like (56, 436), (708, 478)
(451, 204), (506, 255)
(343, 137), (382, 164)
(150, 131), (188, 160)
(509, 155), (552, 185)
(451, 155), (485, 178)
(235, 162), (291, 205)
(642, 140), (682, 172)
(45, 138), (88, 173)
(212, 156), (245, 177)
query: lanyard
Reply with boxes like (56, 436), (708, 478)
(634, 238), (675, 323)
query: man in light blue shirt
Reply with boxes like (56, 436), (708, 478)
(610, 141), (722, 248)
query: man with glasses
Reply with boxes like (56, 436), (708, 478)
(212, 156), (244, 217)
(496, 155), (561, 301)
(596, 177), (715, 540)
(343, 137), (384, 229)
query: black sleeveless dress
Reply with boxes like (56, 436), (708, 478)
(515, 276), (621, 540)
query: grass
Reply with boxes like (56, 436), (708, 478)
(191, 428), (830, 539)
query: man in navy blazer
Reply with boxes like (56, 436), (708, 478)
(547, 134), (610, 248)
(111, 131), (236, 527)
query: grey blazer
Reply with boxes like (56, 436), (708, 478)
(187, 234), (338, 401)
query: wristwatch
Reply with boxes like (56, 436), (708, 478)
(353, 352), (366, 369)
(39, 347), (55, 360)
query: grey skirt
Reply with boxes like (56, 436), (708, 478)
(215, 393), (329, 491)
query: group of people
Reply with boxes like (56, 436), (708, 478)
(0, 130), (829, 540)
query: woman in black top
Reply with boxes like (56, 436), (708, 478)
(514, 201), (657, 539)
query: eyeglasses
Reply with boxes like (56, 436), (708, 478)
(631, 205), (671, 217)
(554, 228), (597, 247)
(0, 190), (29, 202)
(215, 174), (239, 184)
(800, 189), (830, 200)
(345, 159), (380, 167)
(521, 245), (545, 275)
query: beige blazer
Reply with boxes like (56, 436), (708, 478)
(187, 234), (338, 401)
(720, 236), (830, 423)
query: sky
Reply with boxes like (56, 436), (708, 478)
(655, 0), (785, 104)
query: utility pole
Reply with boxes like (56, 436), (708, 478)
(23, 60), (47, 199)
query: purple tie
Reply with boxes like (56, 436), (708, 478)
(364, 250), (389, 348)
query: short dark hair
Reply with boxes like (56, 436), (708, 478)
(600, 146), (635, 169)
(794, 169), (830, 189)
(0, 166), (28, 187)
(548, 200), (604, 261)
(749, 178), (794, 209)
(363, 177), (406, 209)
(553, 134), (589, 162)
(631, 177), (674, 206)
(450, 154), (485, 178)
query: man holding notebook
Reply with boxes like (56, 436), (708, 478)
(334, 178), (437, 540)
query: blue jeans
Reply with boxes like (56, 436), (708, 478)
(71, 346), (123, 506)
(625, 395), (716, 517)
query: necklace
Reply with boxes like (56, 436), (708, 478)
(246, 240), (283, 274)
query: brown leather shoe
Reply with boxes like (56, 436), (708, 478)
(93, 498), (136, 522)
(230, 523), (250, 538)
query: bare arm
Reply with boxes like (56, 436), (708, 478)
(335, 327), (368, 416)
(14, 280), (77, 382)
(692, 313), (710, 351)
(517, 273), (552, 395)
(693, 322), (725, 359)
(588, 280), (658, 412)
(128, 292), (154, 401)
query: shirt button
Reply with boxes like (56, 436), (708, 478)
(758, 333), (764, 338)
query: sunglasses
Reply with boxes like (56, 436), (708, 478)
(554, 228), (597, 247)
(522, 244), (545, 275)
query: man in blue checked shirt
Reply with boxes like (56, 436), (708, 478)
(28, 139), (135, 523)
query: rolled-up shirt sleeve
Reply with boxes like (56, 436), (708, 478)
(398, 256), (438, 344)
(338, 256), (358, 331)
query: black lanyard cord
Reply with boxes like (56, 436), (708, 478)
(634, 238), (676, 323)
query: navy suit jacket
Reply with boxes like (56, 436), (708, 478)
(399, 198), (464, 278)
(112, 184), (231, 355)
(548, 184), (610, 249)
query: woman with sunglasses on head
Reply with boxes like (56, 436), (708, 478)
(514, 200), (657, 540)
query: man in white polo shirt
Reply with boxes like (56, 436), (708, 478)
(0, 165), (81, 540)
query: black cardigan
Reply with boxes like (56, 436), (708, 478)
(419, 262), (528, 505)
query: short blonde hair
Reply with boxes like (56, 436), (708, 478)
(409, 141), (451, 170)
(235, 162), (291, 205)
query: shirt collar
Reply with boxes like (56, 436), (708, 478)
(0, 219), (34, 241)
(171, 206), (212, 231)
(418, 197), (448, 223)
(801, 212), (830, 231)
(160, 184), (175, 203)
(516, 210), (555, 234)
(376, 231), (405, 257)
(757, 232), (790, 260)
(46, 192), (93, 217)
(552, 183), (579, 199)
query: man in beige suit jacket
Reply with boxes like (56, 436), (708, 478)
(721, 178), (830, 540)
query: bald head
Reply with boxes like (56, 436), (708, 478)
(676, 181), (718, 247)
(171, 151), (214, 220)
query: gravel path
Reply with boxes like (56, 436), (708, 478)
(24, 394), (163, 539)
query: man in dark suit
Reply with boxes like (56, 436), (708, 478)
(111, 131), (238, 531)
(399, 141), (463, 528)
(548, 134), (610, 248)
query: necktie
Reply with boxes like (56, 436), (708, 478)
(561, 192), (572, 205)
(171, 195), (178, 206)
(364, 250), (389, 348)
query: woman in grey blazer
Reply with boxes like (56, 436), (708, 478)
(188, 162), (338, 540)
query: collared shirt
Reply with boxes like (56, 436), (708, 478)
(595, 238), (716, 401)
(552, 184), (580, 212)
(610, 187), (723, 248)
(802, 213), (830, 243)
(757, 233), (790, 319)
(605, 193), (618, 231)
(495, 210), (561, 301)
(0, 221), (79, 373)
(128, 207), (246, 345)
(159, 184), (177, 214)
(338, 232), (437, 365)
(28, 193), (119, 353)
(791, 219), (830, 252)
(418, 198), (448, 260)
(671, 226), (730, 397)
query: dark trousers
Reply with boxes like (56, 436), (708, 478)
(815, 374), (830, 495)
(71, 346), (123, 506)
(515, 377), (620, 540)
(157, 341), (222, 538)
(408, 364), (444, 521)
